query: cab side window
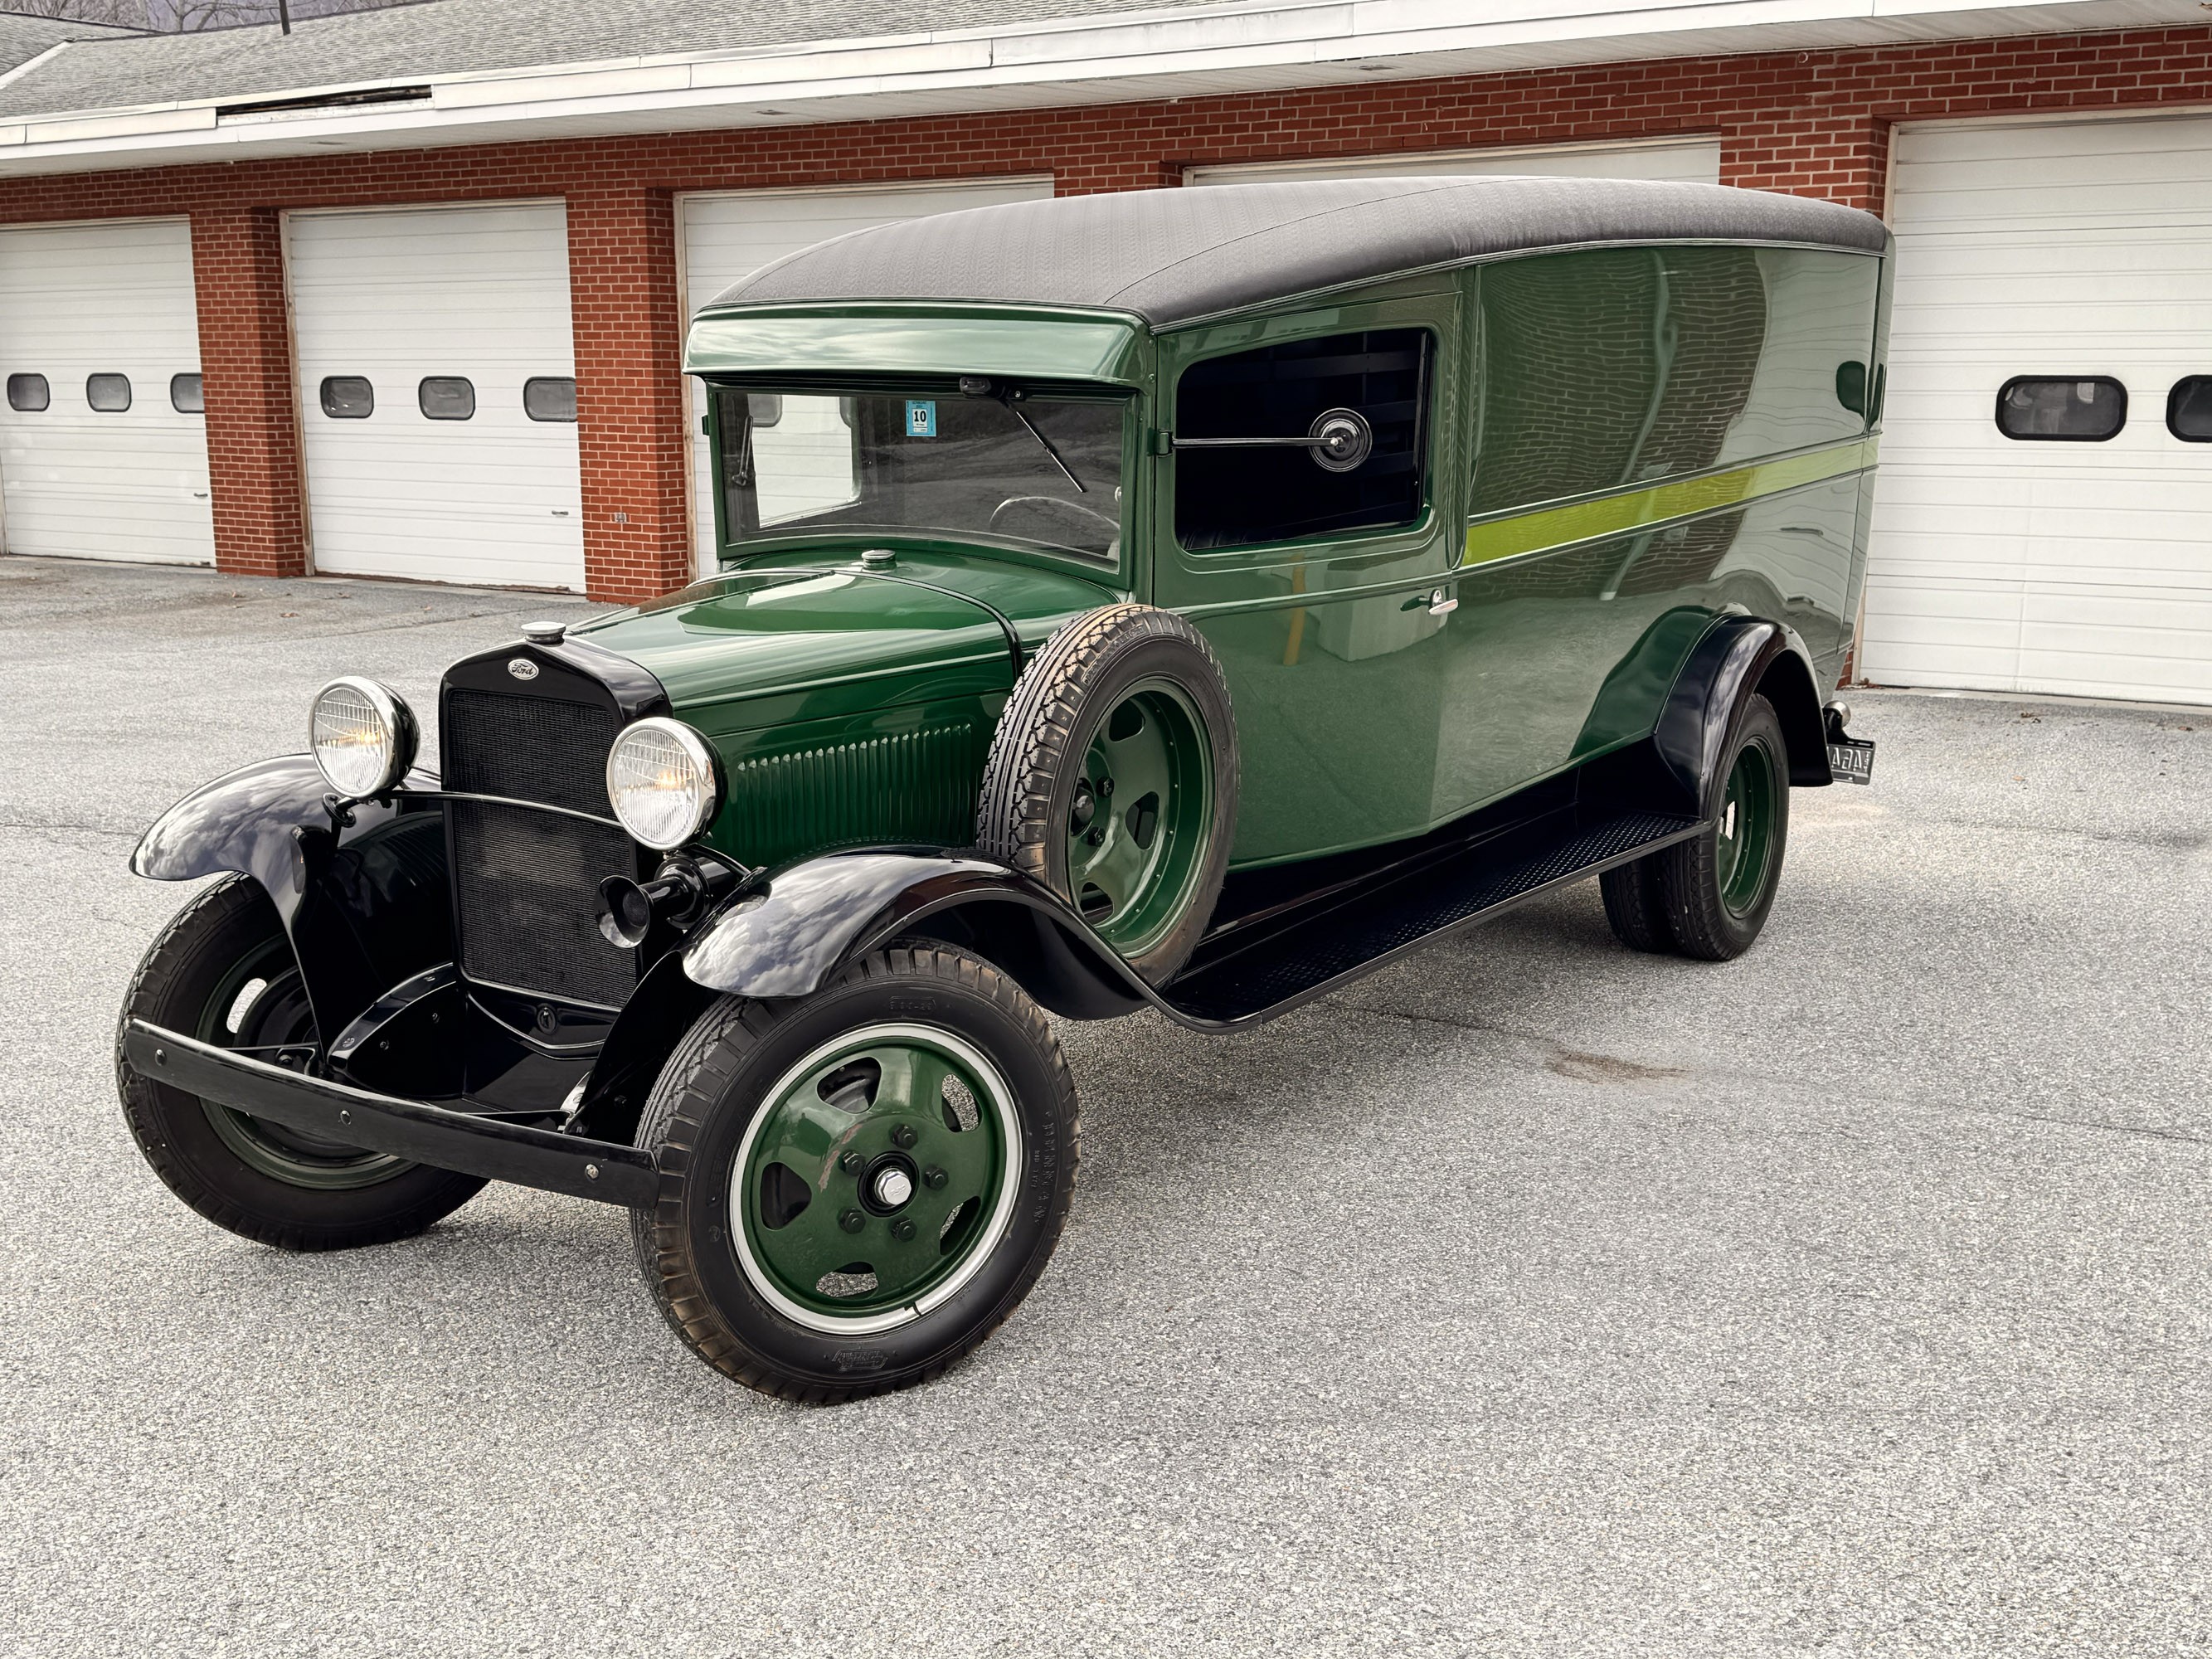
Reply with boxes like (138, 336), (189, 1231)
(1175, 328), (1431, 551)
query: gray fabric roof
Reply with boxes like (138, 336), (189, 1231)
(0, 0), (1220, 119)
(710, 177), (1890, 326)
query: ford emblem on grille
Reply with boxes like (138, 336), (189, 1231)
(507, 657), (540, 681)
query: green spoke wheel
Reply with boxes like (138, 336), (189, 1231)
(1062, 679), (1214, 958)
(734, 1024), (1018, 1331)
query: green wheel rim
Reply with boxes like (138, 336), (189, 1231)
(194, 937), (408, 1190)
(1062, 677), (1213, 956)
(732, 1024), (1020, 1334)
(1715, 739), (1779, 918)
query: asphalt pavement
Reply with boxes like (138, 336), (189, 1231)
(2, 553), (2205, 1658)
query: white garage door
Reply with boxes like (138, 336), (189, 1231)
(679, 178), (1053, 571)
(1184, 135), (1722, 187)
(289, 202), (583, 590)
(0, 216), (213, 566)
(1864, 114), (2212, 704)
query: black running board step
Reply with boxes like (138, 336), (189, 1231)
(1160, 809), (1699, 1025)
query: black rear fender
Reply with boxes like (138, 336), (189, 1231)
(130, 755), (453, 1039)
(1652, 617), (1834, 814)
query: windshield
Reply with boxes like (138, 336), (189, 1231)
(711, 386), (1128, 563)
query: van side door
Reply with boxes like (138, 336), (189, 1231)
(1151, 289), (1461, 867)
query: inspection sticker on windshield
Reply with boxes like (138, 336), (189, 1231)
(905, 400), (937, 438)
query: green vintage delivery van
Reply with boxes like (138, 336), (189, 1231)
(119, 178), (1886, 1400)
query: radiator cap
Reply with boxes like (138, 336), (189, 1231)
(521, 620), (567, 645)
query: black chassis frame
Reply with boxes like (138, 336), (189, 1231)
(122, 611), (1835, 1210)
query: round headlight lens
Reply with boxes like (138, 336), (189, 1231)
(606, 718), (721, 851)
(309, 677), (417, 798)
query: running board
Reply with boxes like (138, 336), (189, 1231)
(1160, 808), (1700, 1025)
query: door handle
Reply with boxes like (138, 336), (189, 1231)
(1401, 586), (1460, 615)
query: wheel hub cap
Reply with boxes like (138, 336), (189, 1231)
(732, 1026), (1019, 1331)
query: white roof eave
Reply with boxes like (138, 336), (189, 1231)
(0, 0), (2197, 177)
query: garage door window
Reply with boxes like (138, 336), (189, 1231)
(419, 377), (475, 421)
(7, 372), (48, 411)
(523, 376), (576, 422)
(87, 373), (131, 412)
(321, 376), (373, 419)
(1996, 377), (2126, 441)
(170, 373), (203, 415)
(2166, 377), (2212, 442)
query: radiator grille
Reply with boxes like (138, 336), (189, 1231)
(445, 687), (638, 1008)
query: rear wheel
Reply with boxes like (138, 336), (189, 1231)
(1598, 856), (1675, 954)
(115, 877), (486, 1249)
(631, 943), (1078, 1403)
(1658, 693), (1791, 960)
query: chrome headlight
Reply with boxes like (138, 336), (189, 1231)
(605, 718), (722, 851)
(309, 677), (417, 798)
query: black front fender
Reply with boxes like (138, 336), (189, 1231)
(680, 849), (1152, 1021)
(131, 756), (453, 1039)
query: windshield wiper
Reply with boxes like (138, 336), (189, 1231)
(1001, 392), (1086, 494)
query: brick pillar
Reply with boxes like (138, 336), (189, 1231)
(190, 207), (309, 578)
(1721, 113), (1890, 216)
(567, 187), (693, 603)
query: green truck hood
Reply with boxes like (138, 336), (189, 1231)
(568, 550), (1119, 737)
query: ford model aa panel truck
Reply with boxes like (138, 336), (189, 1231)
(119, 178), (1888, 1400)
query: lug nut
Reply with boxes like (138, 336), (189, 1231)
(839, 1151), (865, 1174)
(839, 1209), (865, 1234)
(922, 1166), (948, 1190)
(890, 1218), (917, 1242)
(1097, 776), (1114, 797)
(1086, 826), (1105, 846)
(891, 1124), (918, 1149)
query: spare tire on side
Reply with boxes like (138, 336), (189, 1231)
(975, 603), (1237, 985)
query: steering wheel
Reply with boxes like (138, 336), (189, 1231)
(989, 495), (1121, 538)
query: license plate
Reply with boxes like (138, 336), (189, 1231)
(1827, 737), (1875, 785)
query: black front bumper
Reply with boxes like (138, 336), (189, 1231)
(121, 1020), (659, 1207)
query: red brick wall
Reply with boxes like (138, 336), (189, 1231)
(1, 23), (2205, 597)
(188, 207), (307, 578)
(567, 189), (692, 598)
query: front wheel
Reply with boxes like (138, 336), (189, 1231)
(631, 943), (1079, 1403)
(115, 876), (487, 1250)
